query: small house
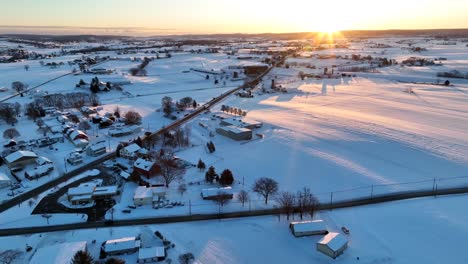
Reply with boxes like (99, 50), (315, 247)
(87, 142), (107, 156)
(316, 232), (348, 259)
(120, 143), (142, 160)
(24, 164), (54, 180)
(289, 220), (328, 237)
(133, 186), (154, 206)
(67, 152), (83, 165)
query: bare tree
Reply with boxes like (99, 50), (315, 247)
(252, 177), (278, 204)
(237, 190), (249, 207)
(161, 96), (174, 116)
(124, 111), (142, 125)
(11, 81), (28, 96)
(158, 150), (184, 187)
(178, 253), (195, 264)
(3, 128), (20, 139)
(275, 191), (295, 220)
(0, 250), (22, 264)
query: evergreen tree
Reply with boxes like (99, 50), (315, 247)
(219, 169), (234, 186)
(197, 159), (206, 171)
(205, 166), (217, 183)
(71, 250), (93, 264)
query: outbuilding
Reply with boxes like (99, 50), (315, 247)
(216, 125), (252, 141)
(289, 220), (328, 237)
(134, 186), (154, 206)
(30, 241), (87, 264)
(316, 232), (348, 259)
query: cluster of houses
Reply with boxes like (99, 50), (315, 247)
(289, 220), (349, 259)
(29, 234), (167, 264)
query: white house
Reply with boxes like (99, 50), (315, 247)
(120, 143), (142, 159)
(289, 220), (328, 237)
(137, 246), (166, 263)
(103, 237), (141, 256)
(30, 241), (87, 264)
(316, 232), (348, 259)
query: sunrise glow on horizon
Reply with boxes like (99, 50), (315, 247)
(1, 0), (468, 35)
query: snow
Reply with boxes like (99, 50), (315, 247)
(104, 237), (139, 253)
(4, 150), (37, 164)
(30, 241), (87, 264)
(138, 246), (165, 259)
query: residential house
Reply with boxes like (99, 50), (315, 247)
(133, 158), (161, 178)
(4, 150), (38, 168)
(102, 237), (141, 256)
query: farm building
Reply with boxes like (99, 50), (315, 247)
(216, 125), (252, 141)
(201, 187), (234, 200)
(0, 172), (12, 188)
(4, 150), (38, 168)
(289, 220), (328, 237)
(30, 241), (87, 264)
(103, 237), (141, 256)
(220, 117), (263, 129)
(316, 232), (348, 259)
(68, 130), (89, 141)
(137, 246), (166, 263)
(133, 158), (161, 178)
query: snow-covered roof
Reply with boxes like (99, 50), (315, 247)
(317, 232), (348, 252)
(36, 156), (52, 166)
(219, 125), (251, 134)
(68, 186), (95, 197)
(138, 246), (165, 260)
(0, 172), (11, 182)
(134, 186), (153, 200)
(30, 241), (87, 264)
(104, 237), (139, 253)
(123, 143), (141, 153)
(290, 220), (327, 233)
(89, 142), (106, 151)
(134, 158), (155, 172)
(25, 164), (53, 177)
(5, 150), (38, 164)
(70, 194), (93, 202)
(69, 130), (88, 140)
(120, 171), (131, 180)
(201, 187), (233, 197)
(93, 185), (118, 196)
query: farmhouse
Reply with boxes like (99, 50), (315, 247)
(316, 232), (348, 259)
(133, 158), (161, 178)
(30, 241), (87, 264)
(289, 220), (328, 237)
(137, 246), (166, 263)
(4, 150), (38, 168)
(103, 237), (141, 256)
(201, 187), (234, 200)
(216, 125), (252, 141)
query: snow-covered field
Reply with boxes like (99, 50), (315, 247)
(2, 195), (468, 264)
(1, 36), (468, 263)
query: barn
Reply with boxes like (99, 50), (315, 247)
(316, 232), (348, 259)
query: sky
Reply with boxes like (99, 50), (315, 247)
(1, 0), (468, 35)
